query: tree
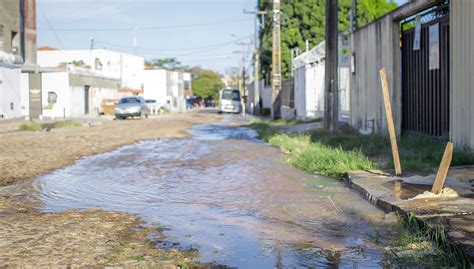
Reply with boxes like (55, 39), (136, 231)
(258, 0), (397, 80)
(191, 67), (224, 100)
(145, 58), (187, 70)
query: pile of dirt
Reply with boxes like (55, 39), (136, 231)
(409, 187), (459, 200)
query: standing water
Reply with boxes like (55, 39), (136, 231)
(27, 116), (389, 268)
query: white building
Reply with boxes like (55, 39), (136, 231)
(39, 67), (119, 118)
(293, 41), (350, 120)
(37, 48), (144, 90)
(143, 68), (192, 112)
(0, 62), (22, 119)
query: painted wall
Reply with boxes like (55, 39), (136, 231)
(0, 66), (21, 119)
(41, 72), (70, 118)
(349, 15), (401, 135)
(37, 49), (144, 90)
(143, 69), (167, 104)
(20, 73), (29, 117)
(450, 0), (474, 149)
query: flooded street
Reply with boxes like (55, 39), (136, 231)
(9, 116), (392, 268)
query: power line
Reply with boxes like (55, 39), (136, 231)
(38, 5), (64, 49)
(38, 19), (252, 32)
(93, 35), (252, 54)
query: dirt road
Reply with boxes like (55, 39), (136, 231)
(0, 111), (220, 267)
(0, 111), (220, 186)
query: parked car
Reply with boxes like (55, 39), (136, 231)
(218, 88), (241, 114)
(145, 99), (166, 115)
(114, 96), (150, 120)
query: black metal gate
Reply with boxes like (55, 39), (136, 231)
(401, 4), (449, 138)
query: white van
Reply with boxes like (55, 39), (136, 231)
(218, 88), (241, 114)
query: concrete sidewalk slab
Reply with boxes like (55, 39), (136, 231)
(345, 168), (474, 262)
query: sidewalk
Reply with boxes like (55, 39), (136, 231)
(345, 167), (474, 261)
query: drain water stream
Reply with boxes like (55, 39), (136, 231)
(17, 116), (390, 268)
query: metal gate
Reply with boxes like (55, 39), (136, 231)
(401, 4), (449, 138)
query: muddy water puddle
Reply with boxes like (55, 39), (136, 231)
(4, 116), (391, 268)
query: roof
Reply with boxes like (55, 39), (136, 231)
(37, 46), (59, 51)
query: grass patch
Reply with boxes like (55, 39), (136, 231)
(389, 213), (472, 268)
(18, 122), (42, 132)
(52, 120), (83, 129)
(18, 120), (83, 132)
(251, 121), (474, 173)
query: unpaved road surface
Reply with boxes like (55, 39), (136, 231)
(1, 114), (401, 268)
(0, 111), (220, 186)
(0, 111), (219, 268)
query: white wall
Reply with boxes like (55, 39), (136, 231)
(294, 63), (325, 120)
(38, 49), (144, 90)
(0, 66), (21, 119)
(41, 72), (70, 118)
(20, 73), (30, 117)
(91, 86), (117, 115)
(143, 69), (167, 104)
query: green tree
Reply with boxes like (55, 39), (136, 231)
(258, 0), (397, 80)
(145, 58), (187, 70)
(191, 68), (224, 99)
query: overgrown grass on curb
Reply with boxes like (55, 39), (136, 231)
(18, 120), (83, 132)
(390, 213), (472, 268)
(251, 122), (377, 177)
(251, 120), (474, 172)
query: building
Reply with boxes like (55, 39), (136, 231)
(37, 48), (144, 91)
(39, 67), (119, 118)
(0, 0), (36, 120)
(349, 0), (474, 150)
(293, 41), (351, 120)
(143, 68), (192, 112)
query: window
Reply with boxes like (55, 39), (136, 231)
(184, 81), (191, 91)
(10, 102), (14, 110)
(221, 90), (240, 101)
(95, 58), (103, 70)
(48, 91), (58, 105)
(119, 97), (140, 104)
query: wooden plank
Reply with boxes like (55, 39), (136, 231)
(380, 68), (402, 176)
(431, 142), (454, 194)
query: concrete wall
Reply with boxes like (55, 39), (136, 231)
(41, 72), (118, 118)
(41, 72), (69, 118)
(450, 0), (474, 149)
(0, 0), (20, 55)
(37, 49), (144, 90)
(349, 15), (401, 135)
(0, 66), (21, 119)
(143, 69), (167, 104)
(20, 72), (29, 116)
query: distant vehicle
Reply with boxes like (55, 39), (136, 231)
(114, 96), (150, 120)
(145, 99), (166, 115)
(99, 98), (119, 115)
(218, 88), (241, 114)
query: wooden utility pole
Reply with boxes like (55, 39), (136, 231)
(271, 0), (281, 120)
(244, 9), (268, 115)
(324, 0), (339, 132)
(431, 142), (454, 194)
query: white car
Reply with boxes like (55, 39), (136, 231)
(218, 89), (241, 114)
(145, 99), (166, 115)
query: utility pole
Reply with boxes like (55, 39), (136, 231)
(236, 40), (250, 117)
(244, 9), (268, 115)
(271, 0), (281, 120)
(324, 0), (339, 132)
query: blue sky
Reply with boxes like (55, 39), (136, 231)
(37, 0), (408, 74)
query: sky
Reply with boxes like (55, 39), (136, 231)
(37, 0), (409, 74)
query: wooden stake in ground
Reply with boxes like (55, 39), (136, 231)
(431, 142), (454, 194)
(379, 68), (402, 176)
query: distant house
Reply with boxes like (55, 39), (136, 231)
(37, 48), (144, 91)
(143, 68), (192, 112)
(39, 67), (119, 118)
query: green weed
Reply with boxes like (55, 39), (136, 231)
(53, 120), (83, 129)
(18, 122), (42, 132)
